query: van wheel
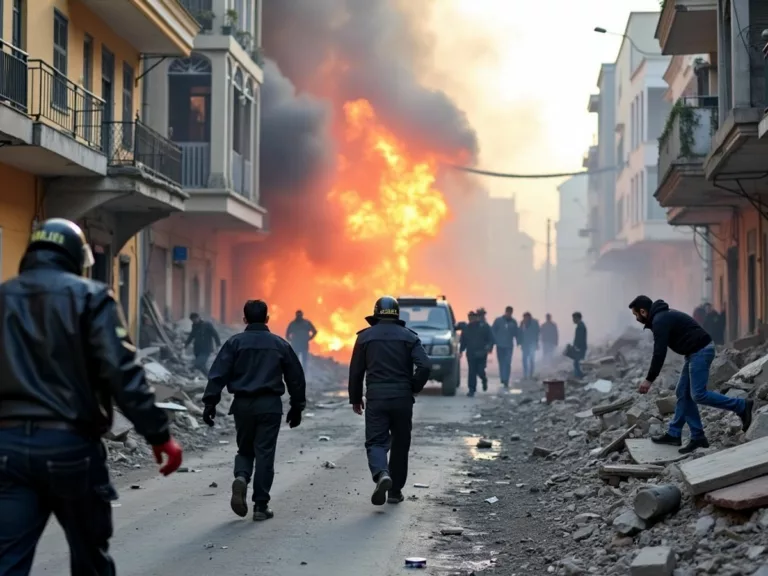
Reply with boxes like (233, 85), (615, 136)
(442, 369), (458, 396)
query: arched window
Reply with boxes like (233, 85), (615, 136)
(168, 53), (212, 148)
(168, 54), (212, 76)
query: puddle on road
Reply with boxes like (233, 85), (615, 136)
(322, 389), (348, 398)
(508, 388), (523, 394)
(464, 437), (502, 461)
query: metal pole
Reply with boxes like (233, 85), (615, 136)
(545, 218), (551, 310)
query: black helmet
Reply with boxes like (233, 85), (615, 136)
(373, 295), (400, 319)
(26, 218), (94, 272)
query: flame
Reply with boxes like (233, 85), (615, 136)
(256, 99), (448, 358)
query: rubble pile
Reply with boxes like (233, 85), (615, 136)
(443, 327), (768, 576)
(106, 307), (346, 473)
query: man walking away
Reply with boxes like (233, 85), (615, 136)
(348, 296), (430, 506)
(629, 295), (754, 454)
(461, 311), (494, 396)
(0, 218), (183, 576)
(202, 299), (306, 521)
(571, 312), (587, 378)
(518, 312), (540, 379)
(540, 313), (558, 363)
(286, 309), (318, 372)
(492, 306), (518, 389)
(185, 312), (221, 375)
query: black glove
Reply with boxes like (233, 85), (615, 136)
(202, 405), (216, 427)
(286, 406), (302, 429)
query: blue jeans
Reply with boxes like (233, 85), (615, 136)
(668, 343), (746, 440)
(573, 358), (584, 378)
(295, 347), (309, 374)
(496, 347), (513, 385)
(0, 424), (118, 575)
(522, 346), (536, 379)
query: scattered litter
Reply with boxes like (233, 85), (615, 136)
(221, 546), (228, 550)
(130, 484), (141, 490)
(218, 440), (230, 445)
(440, 527), (464, 536)
(203, 542), (214, 549)
(318, 436), (331, 442)
(111, 502), (122, 508)
(414, 482), (430, 489)
(585, 379), (614, 393)
(209, 482), (218, 488)
(485, 496), (499, 504)
(286, 460), (296, 464)
(304, 412), (315, 417)
(155, 401), (187, 412)
(459, 488), (477, 494)
(476, 438), (493, 449)
(322, 461), (336, 469)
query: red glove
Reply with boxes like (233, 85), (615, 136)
(152, 438), (183, 476)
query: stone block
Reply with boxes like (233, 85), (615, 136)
(708, 357), (739, 390)
(726, 388), (748, 400)
(746, 407), (768, 441)
(630, 546), (675, 576)
(733, 333), (764, 351)
(626, 403), (651, 427)
(656, 396), (676, 416)
(705, 476), (768, 510)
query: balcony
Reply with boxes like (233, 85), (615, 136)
(106, 120), (183, 188)
(655, 0), (717, 56)
(179, 141), (210, 188)
(78, 0), (199, 56)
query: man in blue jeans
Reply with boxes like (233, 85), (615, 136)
(630, 295), (754, 454)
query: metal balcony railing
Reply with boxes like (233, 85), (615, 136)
(231, 150), (251, 198)
(0, 39), (28, 112)
(179, 0), (214, 31)
(179, 142), (211, 188)
(28, 59), (105, 150)
(106, 120), (183, 186)
(658, 95), (719, 181)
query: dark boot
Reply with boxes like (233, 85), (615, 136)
(741, 399), (755, 432)
(481, 378), (488, 392)
(679, 437), (710, 454)
(387, 491), (404, 504)
(230, 477), (248, 518)
(371, 472), (392, 506)
(651, 433), (681, 447)
(253, 504), (274, 521)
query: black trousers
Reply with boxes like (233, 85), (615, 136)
(233, 413), (282, 504)
(466, 355), (487, 392)
(0, 424), (117, 576)
(364, 397), (413, 493)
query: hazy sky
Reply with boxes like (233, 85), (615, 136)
(419, 0), (661, 266)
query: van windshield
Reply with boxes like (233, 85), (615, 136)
(399, 306), (450, 330)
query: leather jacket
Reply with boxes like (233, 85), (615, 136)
(0, 250), (170, 445)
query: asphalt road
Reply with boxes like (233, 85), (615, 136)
(30, 388), (477, 576)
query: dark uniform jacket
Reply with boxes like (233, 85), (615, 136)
(460, 321), (494, 358)
(186, 320), (221, 356)
(348, 317), (430, 404)
(202, 323), (306, 414)
(573, 321), (587, 353)
(286, 318), (317, 349)
(645, 300), (711, 383)
(0, 251), (170, 445)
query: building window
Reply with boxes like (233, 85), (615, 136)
(122, 62), (134, 148)
(640, 170), (645, 220)
(52, 10), (68, 110)
(12, 0), (22, 49)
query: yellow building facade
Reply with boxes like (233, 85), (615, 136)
(0, 0), (197, 339)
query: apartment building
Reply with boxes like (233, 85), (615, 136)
(585, 12), (703, 318)
(654, 0), (768, 342)
(143, 0), (266, 324)
(0, 0), (199, 337)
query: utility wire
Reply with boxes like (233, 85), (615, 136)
(446, 164), (619, 180)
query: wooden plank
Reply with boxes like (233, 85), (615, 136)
(705, 476), (768, 510)
(625, 439), (688, 466)
(599, 464), (664, 479)
(592, 396), (634, 416)
(678, 436), (768, 496)
(598, 424), (637, 458)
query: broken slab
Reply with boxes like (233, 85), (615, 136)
(105, 410), (133, 441)
(626, 403), (651, 427)
(728, 354), (768, 389)
(625, 439), (688, 466)
(598, 425), (638, 458)
(708, 356), (739, 390)
(592, 396), (634, 416)
(630, 546), (675, 576)
(655, 396), (676, 416)
(746, 407), (768, 441)
(733, 333), (764, 351)
(143, 361), (173, 384)
(599, 464), (664, 481)
(678, 435), (768, 495)
(704, 475), (768, 510)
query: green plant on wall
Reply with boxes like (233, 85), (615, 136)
(659, 99), (701, 157)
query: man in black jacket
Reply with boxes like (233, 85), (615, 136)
(630, 295), (754, 454)
(349, 296), (430, 506)
(185, 312), (221, 375)
(202, 299), (305, 521)
(571, 312), (588, 378)
(461, 311), (495, 395)
(0, 218), (182, 576)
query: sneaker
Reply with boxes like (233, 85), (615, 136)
(387, 491), (405, 504)
(679, 437), (709, 454)
(741, 399), (755, 432)
(253, 505), (274, 521)
(371, 473), (392, 506)
(651, 433), (681, 447)
(230, 477), (248, 518)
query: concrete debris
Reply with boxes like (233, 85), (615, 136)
(322, 461), (336, 469)
(630, 546), (675, 576)
(439, 527), (464, 536)
(476, 438), (493, 448)
(585, 379), (613, 393)
(655, 396), (677, 416)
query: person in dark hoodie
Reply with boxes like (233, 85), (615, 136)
(460, 311), (495, 396)
(186, 313), (221, 375)
(571, 312), (587, 378)
(348, 296), (430, 506)
(629, 295), (754, 454)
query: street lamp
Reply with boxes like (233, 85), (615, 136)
(593, 27), (657, 57)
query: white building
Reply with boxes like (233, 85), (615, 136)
(143, 0), (267, 322)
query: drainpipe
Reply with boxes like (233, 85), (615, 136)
(136, 57), (151, 345)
